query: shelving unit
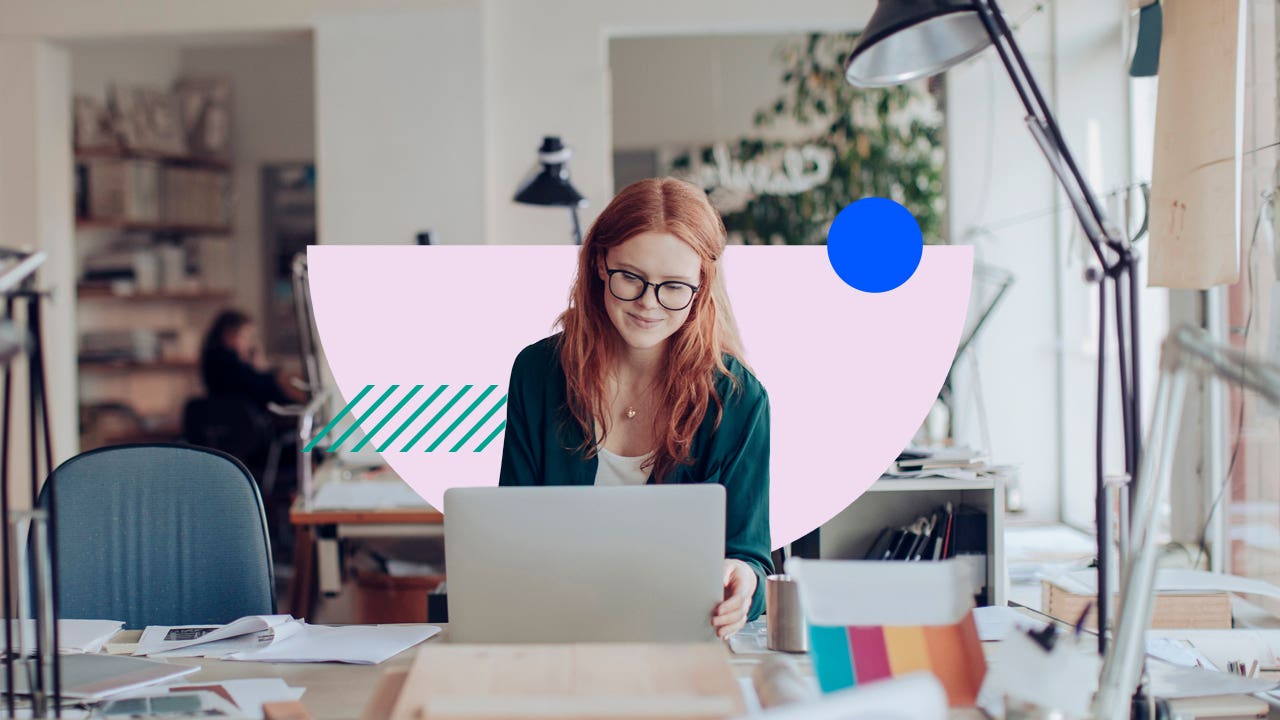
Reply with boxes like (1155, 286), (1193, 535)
(75, 218), (231, 235)
(74, 140), (235, 452)
(77, 285), (231, 302)
(812, 475), (1007, 606)
(74, 146), (231, 170)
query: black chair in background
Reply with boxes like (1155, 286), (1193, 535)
(182, 396), (297, 560)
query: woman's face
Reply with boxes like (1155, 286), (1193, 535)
(597, 231), (702, 354)
(226, 323), (257, 361)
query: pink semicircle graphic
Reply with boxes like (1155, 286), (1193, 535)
(308, 244), (973, 548)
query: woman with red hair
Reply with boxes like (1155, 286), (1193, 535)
(499, 177), (771, 638)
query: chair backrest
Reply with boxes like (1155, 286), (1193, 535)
(182, 396), (268, 463)
(38, 444), (275, 629)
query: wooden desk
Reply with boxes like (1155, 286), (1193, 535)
(118, 626), (990, 720)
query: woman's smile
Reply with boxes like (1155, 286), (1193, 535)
(626, 312), (663, 330)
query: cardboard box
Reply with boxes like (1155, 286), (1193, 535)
(1041, 579), (1232, 630)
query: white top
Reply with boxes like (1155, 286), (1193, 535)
(594, 446), (652, 486)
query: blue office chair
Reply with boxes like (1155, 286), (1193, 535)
(38, 444), (275, 629)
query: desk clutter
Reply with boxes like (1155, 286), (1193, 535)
(0, 615), (438, 717)
(126, 614), (439, 664)
(785, 558), (987, 708)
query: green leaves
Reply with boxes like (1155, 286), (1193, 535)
(670, 32), (946, 246)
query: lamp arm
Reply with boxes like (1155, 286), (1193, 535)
(1093, 337), (1191, 720)
(1092, 324), (1280, 719)
(974, 0), (1125, 269)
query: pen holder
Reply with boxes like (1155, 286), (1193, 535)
(765, 575), (808, 653)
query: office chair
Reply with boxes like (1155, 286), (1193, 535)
(38, 444), (275, 629)
(182, 396), (288, 497)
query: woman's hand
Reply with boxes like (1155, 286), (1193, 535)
(712, 559), (757, 639)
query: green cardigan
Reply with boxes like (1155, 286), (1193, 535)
(498, 334), (774, 621)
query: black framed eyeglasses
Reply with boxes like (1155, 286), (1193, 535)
(604, 263), (700, 312)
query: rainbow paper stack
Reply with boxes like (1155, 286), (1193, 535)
(786, 557), (988, 707)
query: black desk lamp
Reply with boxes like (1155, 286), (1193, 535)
(514, 136), (588, 245)
(844, 0), (1144, 662)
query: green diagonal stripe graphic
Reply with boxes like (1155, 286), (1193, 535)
(427, 385), (497, 452)
(352, 384), (423, 452)
(449, 394), (507, 452)
(475, 420), (506, 453)
(328, 384), (400, 451)
(402, 385), (473, 452)
(378, 384), (447, 453)
(304, 384), (374, 453)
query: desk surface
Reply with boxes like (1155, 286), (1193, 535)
(291, 460), (442, 526)
(113, 626), (991, 720)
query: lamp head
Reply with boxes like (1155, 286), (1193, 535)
(844, 0), (993, 88)
(513, 135), (587, 208)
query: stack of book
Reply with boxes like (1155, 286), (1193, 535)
(882, 446), (995, 482)
(863, 503), (987, 563)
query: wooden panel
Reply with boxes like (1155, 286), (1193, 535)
(389, 643), (745, 720)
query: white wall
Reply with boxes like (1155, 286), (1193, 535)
(70, 44), (183, 100)
(313, 3), (485, 246)
(483, 0), (872, 245)
(181, 38), (316, 325)
(611, 34), (803, 152)
(0, 40), (75, 491)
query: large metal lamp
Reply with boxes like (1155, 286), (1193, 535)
(844, 0), (1145, 677)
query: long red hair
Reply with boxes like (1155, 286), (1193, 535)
(557, 177), (745, 482)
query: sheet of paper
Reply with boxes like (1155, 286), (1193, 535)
(227, 624), (440, 664)
(0, 619), (123, 654)
(0, 653), (199, 701)
(1146, 629), (1280, 675)
(971, 606), (1048, 642)
(150, 619), (304, 658)
(1046, 568), (1280, 598)
(1148, 660), (1279, 699)
(169, 679), (306, 720)
(984, 633), (1101, 717)
(1145, 636), (1217, 670)
(726, 619), (769, 654)
(135, 615), (296, 656)
(310, 479), (431, 510)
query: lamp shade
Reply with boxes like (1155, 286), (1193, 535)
(844, 0), (992, 87)
(513, 136), (587, 208)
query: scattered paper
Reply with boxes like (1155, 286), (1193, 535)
(169, 679), (306, 720)
(0, 654), (198, 701)
(971, 606), (1048, 642)
(226, 624), (440, 664)
(1045, 568), (1280, 598)
(0, 619), (123, 654)
(726, 619), (769, 654)
(1145, 636), (1216, 670)
(1147, 660), (1278, 699)
(984, 632), (1101, 717)
(1146, 629), (1280, 676)
(310, 479), (430, 510)
(136, 615), (298, 657)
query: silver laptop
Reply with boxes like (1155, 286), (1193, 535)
(443, 484), (725, 643)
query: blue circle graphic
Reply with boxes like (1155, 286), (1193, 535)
(826, 197), (924, 293)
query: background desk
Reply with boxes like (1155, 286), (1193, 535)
(288, 459), (442, 618)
